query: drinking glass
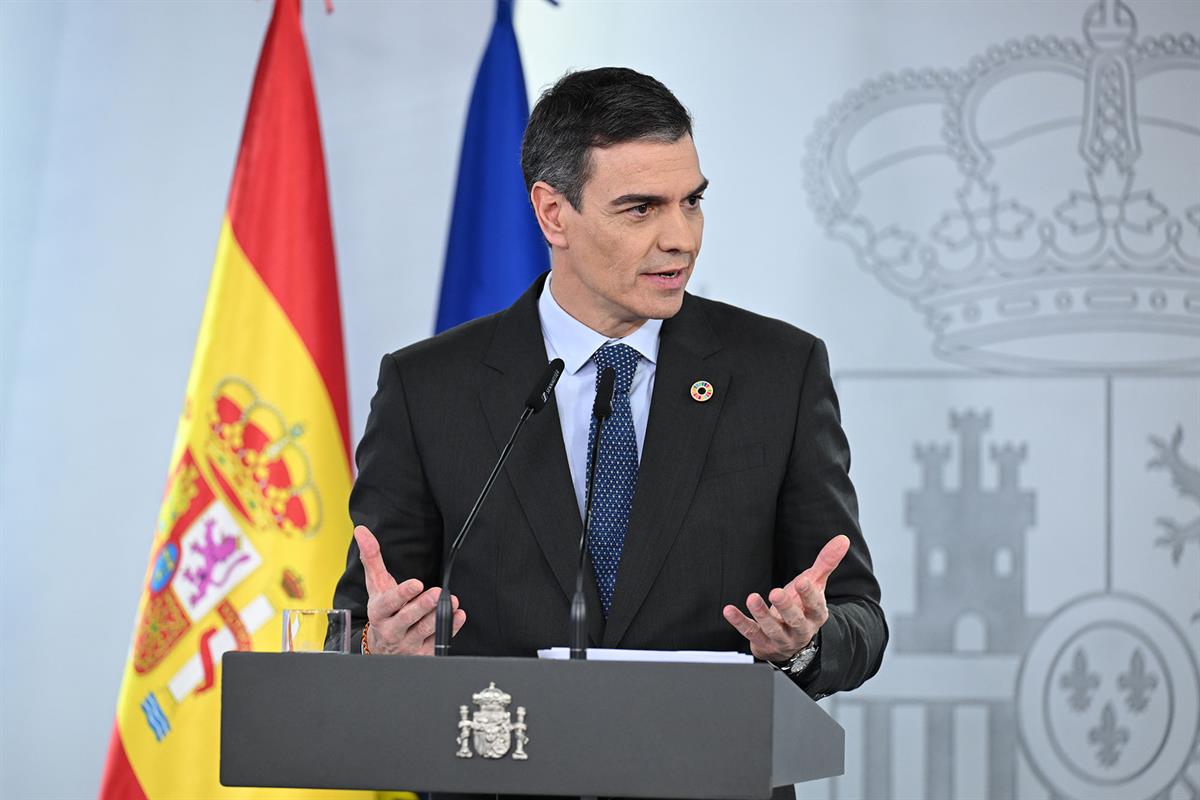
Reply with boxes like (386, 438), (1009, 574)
(281, 608), (351, 653)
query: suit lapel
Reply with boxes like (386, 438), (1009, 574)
(602, 295), (728, 647)
(480, 276), (605, 646)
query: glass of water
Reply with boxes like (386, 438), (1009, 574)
(281, 608), (351, 653)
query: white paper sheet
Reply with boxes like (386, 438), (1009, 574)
(537, 647), (753, 664)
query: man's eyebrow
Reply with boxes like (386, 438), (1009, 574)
(609, 191), (667, 208)
(608, 179), (710, 208)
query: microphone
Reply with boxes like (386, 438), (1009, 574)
(434, 358), (565, 656)
(525, 359), (562, 413)
(570, 366), (616, 660)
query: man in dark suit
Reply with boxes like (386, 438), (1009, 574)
(333, 68), (885, 704)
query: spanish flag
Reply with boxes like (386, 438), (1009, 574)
(99, 1), (363, 796)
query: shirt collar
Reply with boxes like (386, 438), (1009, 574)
(538, 272), (663, 374)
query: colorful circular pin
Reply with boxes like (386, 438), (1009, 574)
(690, 380), (714, 402)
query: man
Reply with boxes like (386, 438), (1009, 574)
(334, 68), (885, 707)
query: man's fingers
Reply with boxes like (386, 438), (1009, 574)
(768, 585), (808, 628)
(746, 592), (788, 640)
(399, 592), (461, 648)
(354, 525), (398, 595)
(405, 605), (440, 643)
(371, 593), (464, 656)
(367, 577), (425, 620)
(807, 534), (851, 589)
(417, 609), (467, 654)
(781, 535), (846, 621)
(394, 586), (445, 629)
(410, 594), (462, 639)
(793, 577), (828, 622)
(722, 605), (771, 650)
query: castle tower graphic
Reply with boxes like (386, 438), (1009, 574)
(893, 410), (1043, 655)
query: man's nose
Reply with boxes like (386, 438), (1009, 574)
(657, 206), (699, 255)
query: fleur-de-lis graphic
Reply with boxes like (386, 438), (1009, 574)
(1117, 648), (1158, 713)
(1060, 647), (1101, 711)
(1088, 702), (1130, 768)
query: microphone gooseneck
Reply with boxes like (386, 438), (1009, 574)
(434, 358), (565, 656)
(570, 366), (616, 660)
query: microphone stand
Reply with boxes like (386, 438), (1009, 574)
(434, 359), (564, 657)
(435, 406), (533, 656)
(570, 366), (615, 660)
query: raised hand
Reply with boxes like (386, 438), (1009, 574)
(354, 525), (466, 655)
(722, 534), (849, 663)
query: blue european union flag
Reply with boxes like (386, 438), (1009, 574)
(435, 0), (548, 333)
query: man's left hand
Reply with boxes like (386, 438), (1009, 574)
(722, 534), (850, 663)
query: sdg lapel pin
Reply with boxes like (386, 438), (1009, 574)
(690, 380), (714, 403)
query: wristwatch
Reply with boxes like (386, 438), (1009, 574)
(775, 633), (820, 676)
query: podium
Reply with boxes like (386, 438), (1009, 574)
(220, 652), (844, 799)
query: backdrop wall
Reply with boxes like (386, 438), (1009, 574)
(1, 1), (1196, 798)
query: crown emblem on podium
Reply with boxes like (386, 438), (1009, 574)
(472, 682), (514, 710)
(804, 0), (1199, 372)
(204, 377), (322, 537)
(457, 682), (529, 760)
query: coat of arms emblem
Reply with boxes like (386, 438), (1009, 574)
(455, 682), (529, 760)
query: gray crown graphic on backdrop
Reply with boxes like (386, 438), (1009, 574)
(804, 0), (1200, 373)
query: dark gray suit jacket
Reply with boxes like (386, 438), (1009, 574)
(333, 275), (886, 797)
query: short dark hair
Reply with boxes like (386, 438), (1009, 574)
(521, 67), (693, 210)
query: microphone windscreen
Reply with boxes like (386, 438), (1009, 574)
(593, 366), (616, 420)
(526, 358), (566, 413)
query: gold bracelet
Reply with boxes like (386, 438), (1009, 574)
(361, 621), (371, 654)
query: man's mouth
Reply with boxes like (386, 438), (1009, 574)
(643, 267), (686, 279)
(640, 268), (688, 290)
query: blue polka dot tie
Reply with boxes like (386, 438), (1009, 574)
(587, 343), (641, 617)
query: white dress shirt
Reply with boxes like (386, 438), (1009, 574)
(537, 273), (662, 518)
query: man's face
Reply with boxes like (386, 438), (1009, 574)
(551, 135), (706, 337)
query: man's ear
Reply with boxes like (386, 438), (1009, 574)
(530, 181), (570, 249)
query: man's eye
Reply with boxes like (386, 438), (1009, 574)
(629, 203), (651, 216)
(686, 195), (704, 208)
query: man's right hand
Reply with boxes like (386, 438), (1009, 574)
(354, 525), (466, 655)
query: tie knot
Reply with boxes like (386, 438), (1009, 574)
(593, 343), (640, 395)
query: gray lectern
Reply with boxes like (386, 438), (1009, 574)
(220, 652), (843, 799)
